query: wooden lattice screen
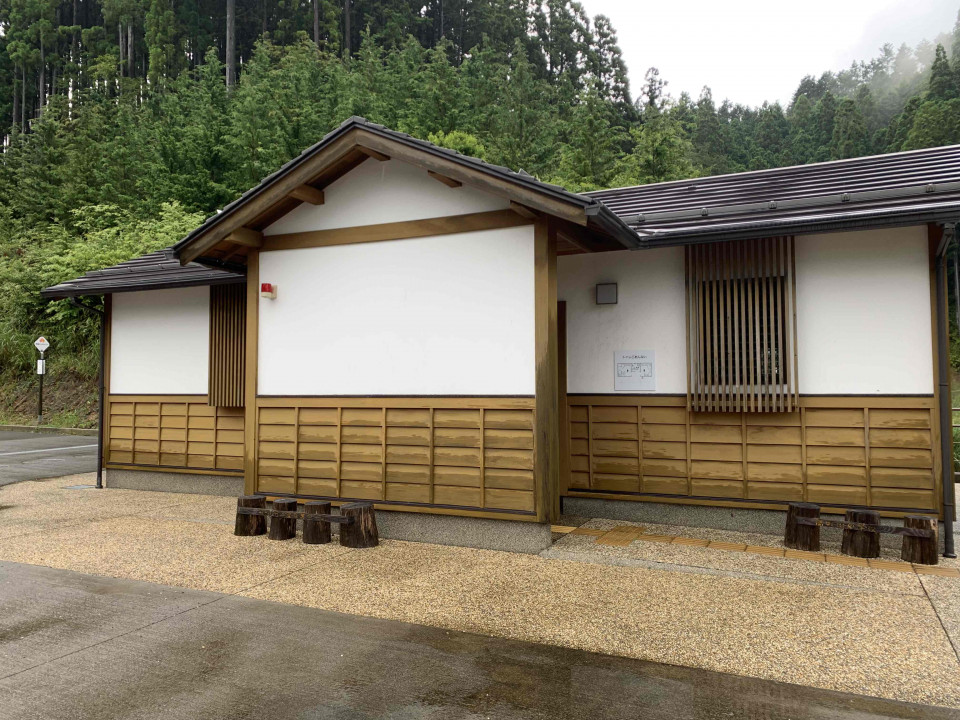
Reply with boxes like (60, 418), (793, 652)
(685, 236), (798, 413)
(209, 284), (246, 408)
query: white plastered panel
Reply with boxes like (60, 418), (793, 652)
(110, 286), (209, 394)
(257, 225), (535, 395)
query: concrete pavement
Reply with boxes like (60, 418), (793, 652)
(0, 431), (96, 486)
(0, 561), (953, 720)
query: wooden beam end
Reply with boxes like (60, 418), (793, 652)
(289, 185), (326, 205)
(427, 170), (462, 188)
(510, 201), (538, 220)
(358, 146), (389, 162)
(225, 227), (264, 248)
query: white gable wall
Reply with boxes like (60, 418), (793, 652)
(558, 226), (933, 395)
(110, 286), (210, 394)
(258, 225), (536, 395)
(263, 159), (510, 236)
(795, 226), (932, 395)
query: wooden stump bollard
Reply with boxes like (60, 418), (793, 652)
(234, 495), (267, 536)
(303, 501), (332, 545)
(784, 502), (820, 551)
(339, 501), (379, 548)
(901, 515), (938, 565)
(268, 498), (298, 541)
(841, 508), (880, 558)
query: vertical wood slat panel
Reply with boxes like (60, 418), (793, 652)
(686, 237), (798, 413)
(209, 284), (246, 408)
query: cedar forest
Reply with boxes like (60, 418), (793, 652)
(2, 0), (960, 425)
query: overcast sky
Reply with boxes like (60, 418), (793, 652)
(585, 0), (959, 107)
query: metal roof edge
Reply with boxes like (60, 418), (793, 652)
(630, 203), (960, 248)
(40, 273), (245, 299)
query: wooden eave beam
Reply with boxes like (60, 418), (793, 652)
(510, 201), (538, 219)
(225, 227), (264, 248)
(358, 146), (390, 162)
(178, 132), (359, 263)
(428, 170), (462, 188)
(289, 184), (325, 205)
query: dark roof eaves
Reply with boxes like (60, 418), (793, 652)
(41, 272), (244, 299)
(629, 202), (960, 248)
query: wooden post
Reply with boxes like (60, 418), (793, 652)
(234, 495), (266, 536)
(901, 515), (939, 565)
(339, 501), (378, 548)
(784, 502), (820, 551)
(268, 498), (298, 541)
(841, 508), (880, 558)
(303, 501), (332, 545)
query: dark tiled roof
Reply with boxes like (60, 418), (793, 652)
(586, 144), (960, 243)
(41, 249), (244, 299)
(174, 116), (640, 256)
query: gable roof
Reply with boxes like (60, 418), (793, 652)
(587, 144), (960, 245)
(40, 249), (245, 299)
(174, 116), (641, 263)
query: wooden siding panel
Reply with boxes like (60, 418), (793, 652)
(564, 395), (939, 515)
(251, 398), (536, 516)
(107, 395), (244, 475)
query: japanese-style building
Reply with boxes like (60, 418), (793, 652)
(43, 117), (960, 553)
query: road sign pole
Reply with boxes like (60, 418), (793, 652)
(33, 337), (50, 427)
(37, 358), (43, 425)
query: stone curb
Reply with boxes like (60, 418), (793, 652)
(0, 424), (98, 437)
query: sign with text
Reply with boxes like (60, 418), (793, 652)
(34, 336), (50, 354)
(614, 350), (655, 392)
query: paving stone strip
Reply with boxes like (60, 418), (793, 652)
(552, 524), (960, 577)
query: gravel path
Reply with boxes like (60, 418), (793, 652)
(2, 474), (959, 710)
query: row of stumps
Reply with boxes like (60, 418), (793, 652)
(784, 502), (938, 565)
(234, 496), (379, 548)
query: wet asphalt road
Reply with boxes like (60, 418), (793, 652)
(0, 431), (97, 486)
(0, 561), (954, 720)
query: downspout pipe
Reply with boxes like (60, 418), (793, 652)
(936, 224), (956, 557)
(68, 297), (105, 490)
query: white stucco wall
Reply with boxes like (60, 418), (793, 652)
(109, 286), (210, 394)
(257, 225), (536, 395)
(558, 246), (688, 394)
(263, 159), (510, 236)
(558, 226), (933, 396)
(795, 226), (932, 395)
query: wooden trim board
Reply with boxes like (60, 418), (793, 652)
(244, 250), (260, 495)
(261, 209), (532, 251)
(534, 218), (559, 522)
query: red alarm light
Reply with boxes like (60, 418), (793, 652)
(260, 283), (277, 299)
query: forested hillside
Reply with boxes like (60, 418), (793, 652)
(2, 0), (960, 425)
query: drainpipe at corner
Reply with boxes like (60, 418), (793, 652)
(68, 297), (105, 490)
(936, 224), (956, 557)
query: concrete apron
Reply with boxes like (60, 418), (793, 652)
(105, 469), (553, 553)
(564, 497), (960, 554)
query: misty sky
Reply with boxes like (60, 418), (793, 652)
(585, 0), (959, 106)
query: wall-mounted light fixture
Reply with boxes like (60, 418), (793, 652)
(596, 283), (618, 305)
(260, 282), (278, 299)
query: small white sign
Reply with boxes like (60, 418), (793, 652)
(36, 359), (45, 375)
(615, 351), (655, 391)
(34, 336), (50, 353)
